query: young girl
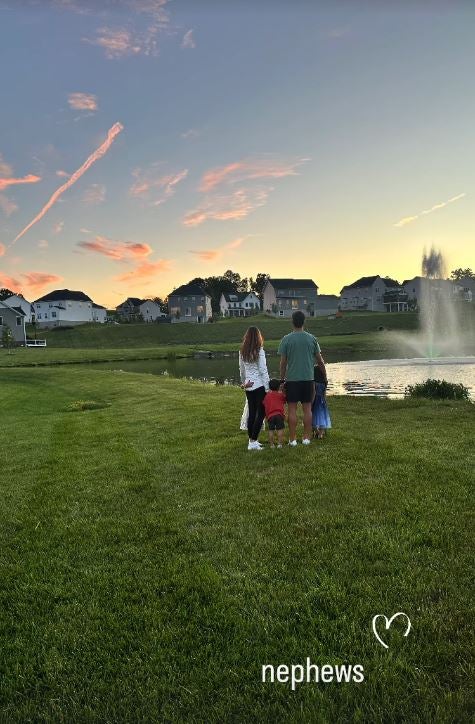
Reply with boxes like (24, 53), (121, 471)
(239, 326), (270, 451)
(312, 365), (331, 439)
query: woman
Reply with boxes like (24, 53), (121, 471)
(239, 326), (270, 450)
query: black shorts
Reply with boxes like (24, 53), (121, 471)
(268, 414), (285, 430)
(285, 380), (315, 404)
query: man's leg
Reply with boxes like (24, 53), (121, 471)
(288, 402), (298, 442)
(302, 402), (312, 441)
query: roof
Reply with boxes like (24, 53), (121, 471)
(222, 291), (254, 303)
(0, 300), (25, 316)
(268, 278), (318, 290)
(317, 294), (339, 300)
(340, 276), (400, 292)
(168, 283), (209, 297)
(92, 303), (106, 309)
(34, 289), (92, 303)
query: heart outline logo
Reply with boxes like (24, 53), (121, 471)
(372, 612), (411, 649)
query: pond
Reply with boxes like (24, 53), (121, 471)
(85, 355), (475, 400)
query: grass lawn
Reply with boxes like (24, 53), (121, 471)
(29, 311), (419, 349)
(0, 368), (473, 721)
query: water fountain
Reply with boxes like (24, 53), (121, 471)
(391, 247), (474, 360)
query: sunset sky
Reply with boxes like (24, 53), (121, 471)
(0, 0), (473, 307)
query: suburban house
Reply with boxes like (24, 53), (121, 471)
(168, 283), (212, 323)
(92, 303), (107, 323)
(0, 299), (27, 346)
(263, 279), (319, 317)
(339, 276), (406, 312)
(219, 291), (261, 317)
(4, 294), (33, 322)
(116, 298), (165, 322)
(32, 289), (103, 327)
(402, 277), (460, 309)
(456, 276), (475, 302)
(314, 294), (340, 316)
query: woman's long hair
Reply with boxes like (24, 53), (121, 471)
(240, 326), (264, 363)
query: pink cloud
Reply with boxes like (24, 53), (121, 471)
(78, 235), (153, 261)
(68, 92), (98, 111)
(199, 156), (309, 193)
(181, 29), (195, 48)
(56, 170), (70, 178)
(0, 242), (5, 257)
(184, 187), (271, 227)
(115, 259), (172, 282)
(0, 154), (13, 176)
(83, 28), (142, 59)
(189, 236), (247, 262)
(130, 165), (188, 206)
(0, 174), (41, 192)
(0, 193), (18, 217)
(83, 183), (106, 205)
(0, 271), (63, 294)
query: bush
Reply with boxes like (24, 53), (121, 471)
(405, 379), (470, 401)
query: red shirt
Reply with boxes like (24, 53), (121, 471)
(263, 390), (286, 420)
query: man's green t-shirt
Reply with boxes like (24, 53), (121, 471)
(278, 330), (321, 381)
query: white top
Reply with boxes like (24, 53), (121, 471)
(239, 347), (270, 391)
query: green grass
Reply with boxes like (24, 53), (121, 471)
(29, 311), (419, 348)
(1, 368), (473, 722)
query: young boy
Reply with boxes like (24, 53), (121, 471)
(263, 378), (286, 448)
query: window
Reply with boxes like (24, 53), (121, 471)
(16, 317), (22, 326)
(0, 316), (3, 325)
(36, 304), (41, 309)
(291, 299), (299, 309)
(279, 310), (284, 317)
(196, 305), (204, 314)
(191, 296), (195, 301)
(37, 314), (42, 319)
(49, 303), (53, 308)
(185, 307), (192, 316)
(52, 312), (57, 318)
(184, 297), (188, 301)
(170, 306), (180, 316)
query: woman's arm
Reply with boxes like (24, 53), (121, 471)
(239, 352), (246, 384)
(258, 347), (270, 389)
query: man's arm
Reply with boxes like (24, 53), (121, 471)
(279, 355), (287, 381)
(315, 352), (327, 383)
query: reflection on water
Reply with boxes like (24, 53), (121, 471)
(88, 356), (475, 400)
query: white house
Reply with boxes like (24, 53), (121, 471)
(340, 276), (405, 312)
(402, 277), (460, 308)
(4, 294), (33, 322)
(219, 291), (261, 317)
(116, 297), (165, 322)
(92, 303), (107, 323)
(0, 299), (27, 345)
(263, 279), (319, 317)
(33, 289), (99, 327)
(453, 276), (474, 303)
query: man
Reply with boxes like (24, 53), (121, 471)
(278, 310), (327, 446)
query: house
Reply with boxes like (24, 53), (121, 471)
(314, 294), (340, 316)
(452, 276), (475, 303)
(0, 300), (26, 346)
(402, 277), (459, 308)
(167, 283), (212, 323)
(92, 303), (107, 323)
(116, 297), (165, 322)
(339, 276), (404, 312)
(219, 291), (261, 317)
(4, 294), (33, 322)
(32, 289), (98, 327)
(263, 279), (319, 317)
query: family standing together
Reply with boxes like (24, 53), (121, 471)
(239, 310), (331, 451)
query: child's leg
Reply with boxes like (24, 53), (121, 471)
(268, 429), (275, 446)
(277, 429), (284, 446)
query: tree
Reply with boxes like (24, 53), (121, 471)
(250, 273), (270, 305)
(1, 324), (15, 352)
(0, 288), (15, 301)
(450, 268), (474, 281)
(153, 296), (168, 314)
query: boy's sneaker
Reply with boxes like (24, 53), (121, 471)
(288, 440), (298, 447)
(248, 441), (263, 451)
(277, 444), (283, 448)
(302, 438), (311, 445)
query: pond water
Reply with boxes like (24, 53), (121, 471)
(87, 355), (475, 400)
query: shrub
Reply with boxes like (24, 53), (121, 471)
(405, 379), (470, 401)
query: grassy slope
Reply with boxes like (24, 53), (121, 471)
(30, 312), (418, 348)
(1, 368), (473, 722)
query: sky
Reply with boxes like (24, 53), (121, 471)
(0, 0), (473, 307)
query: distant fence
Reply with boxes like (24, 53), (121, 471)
(26, 339), (47, 347)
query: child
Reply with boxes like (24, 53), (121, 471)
(263, 378), (286, 448)
(312, 365), (331, 439)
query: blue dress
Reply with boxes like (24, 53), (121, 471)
(312, 382), (332, 429)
